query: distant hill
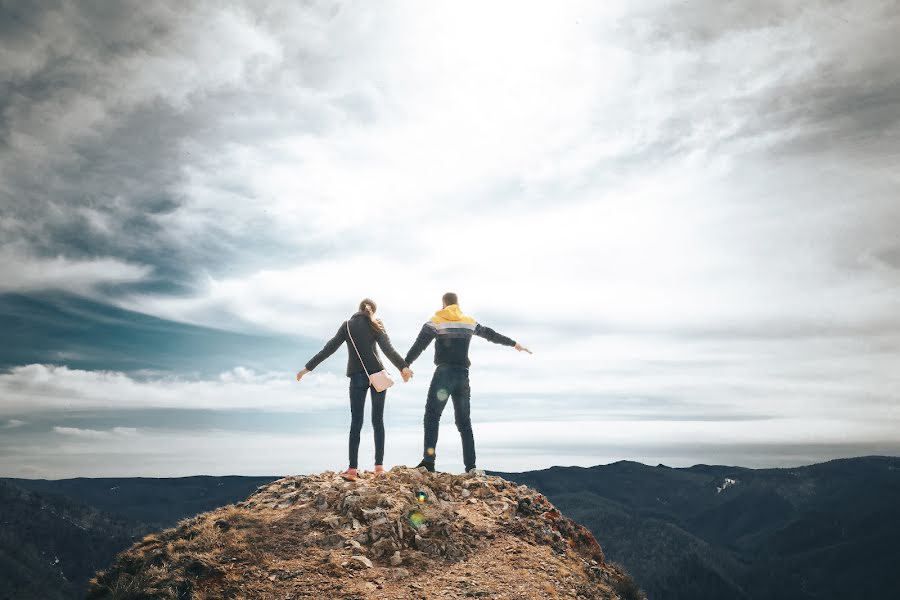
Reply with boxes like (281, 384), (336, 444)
(0, 480), (144, 600)
(7, 476), (279, 529)
(0, 476), (277, 599)
(494, 456), (900, 600)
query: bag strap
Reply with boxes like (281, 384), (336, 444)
(346, 321), (371, 378)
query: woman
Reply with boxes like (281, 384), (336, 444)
(296, 299), (413, 481)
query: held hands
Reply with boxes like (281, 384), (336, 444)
(295, 368), (310, 382)
(401, 367), (414, 382)
(514, 343), (532, 354)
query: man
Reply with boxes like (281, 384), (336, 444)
(404, 292), (531, 473)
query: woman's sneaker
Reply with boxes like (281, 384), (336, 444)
(340, 468), (358, 481)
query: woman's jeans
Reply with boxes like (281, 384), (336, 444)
(422, 365), (475, 471)
(348, 372), (386, 469)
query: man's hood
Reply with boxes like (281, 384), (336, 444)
(431, 304), (475, 325)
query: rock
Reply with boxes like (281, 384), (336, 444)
(349, 555), (373, 570)
(214, 519), (231, 531)
(88, 467), (638, 599)
(371, 537), (395, 557)
(362, 507), (387, 521)
(322, 515), (341, 529)
(342, 495), (362, 512)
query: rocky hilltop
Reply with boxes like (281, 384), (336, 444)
(87, 467), (642, 599)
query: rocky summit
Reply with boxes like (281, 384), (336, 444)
(87, 467), (642, 599)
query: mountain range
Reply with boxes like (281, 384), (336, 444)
(496, 455), (900, 600)
(2, 456), (898, 599)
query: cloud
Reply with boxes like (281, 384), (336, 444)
(3, 1), (899, 332)
(0, 364), (347, 414)
(2, 419), (26, 429)
(2, 1), (900, 475)
(2, 353), (897, 435)
(2, 412), (897, 478)
(53, 426), (138, 439)
(0, 247), (151, 295)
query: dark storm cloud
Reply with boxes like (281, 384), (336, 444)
(1, 2), (192, 278)
(0, 0), (343, 291)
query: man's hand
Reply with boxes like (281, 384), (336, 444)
(514, 343), (532, 354)
(401, 367), (413, 382)
(296, 368), (310, 382)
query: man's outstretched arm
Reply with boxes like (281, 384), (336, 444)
(404, 323), (437, 365)
(475, 323), (532, 353)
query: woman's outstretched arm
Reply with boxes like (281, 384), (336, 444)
(297, 323), (346, 381)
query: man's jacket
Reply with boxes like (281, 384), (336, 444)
(404, 304), (515, 368)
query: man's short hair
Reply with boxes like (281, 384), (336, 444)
(442, 292), (458, 306)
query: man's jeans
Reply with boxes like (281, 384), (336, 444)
(348, 372), (386, 469)
(422, 365), (475, 471)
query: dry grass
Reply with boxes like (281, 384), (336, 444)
(88, 469), (641, 600)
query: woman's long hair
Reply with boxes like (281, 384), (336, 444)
(359, 298), (385, 333)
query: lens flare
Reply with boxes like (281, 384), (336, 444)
(408, 509), (426, 528)
(416, 491), (428, 504)
(426, 447), (435, 457)
(436, 388), (449, 402)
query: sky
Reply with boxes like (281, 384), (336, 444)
(1, 0), (899, 478)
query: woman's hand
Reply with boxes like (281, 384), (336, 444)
(401, 367), (413, 382)
(296, 368), (310, 382)
(514, 343), (532, 354)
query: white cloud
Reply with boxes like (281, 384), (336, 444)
(2, 419), (26, 429)
(3, 412), (898, 478)
(2, 2), (899, 476)
(0, 364), (346, 414)
(0, 248), (152, 295)
(0, 348), (897, 476)
(77, 0), (895, 351)
(53, 426), (138, 439)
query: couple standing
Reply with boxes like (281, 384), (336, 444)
(295, 292), (530, 480)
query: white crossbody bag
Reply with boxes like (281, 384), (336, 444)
(346, 322), (395, 392)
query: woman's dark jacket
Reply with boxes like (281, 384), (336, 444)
(305, 312), (408, 377)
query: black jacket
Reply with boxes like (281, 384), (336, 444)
(404, 311), (515, 368)
(305, 312), (408, 377)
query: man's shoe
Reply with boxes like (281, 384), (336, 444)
(466, 467), (485, 476)
(415, 460), (436, 473)
(340, 468), (358, 481)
